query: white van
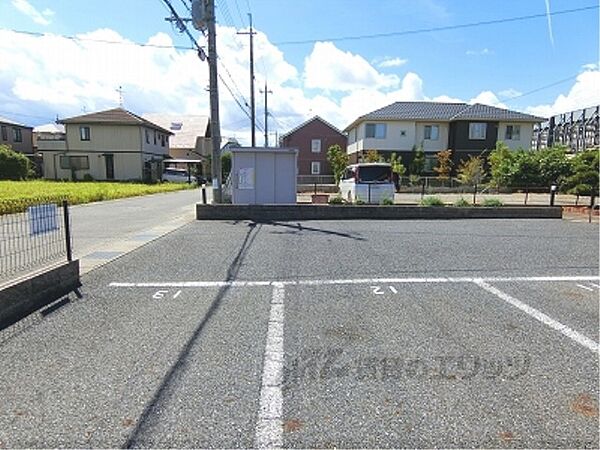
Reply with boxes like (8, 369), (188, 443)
(338, 163), (395, 204)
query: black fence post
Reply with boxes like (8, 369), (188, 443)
(201, 186), (207, 204)
(62, 200), (72, 262)
(368, 184), (372, 204)
(473, 183), (478, 206)
(421, 178), (426, 200)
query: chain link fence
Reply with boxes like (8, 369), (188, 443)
(0, 198), (72, 285)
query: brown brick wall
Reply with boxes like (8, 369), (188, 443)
(282, 119), (347, 176)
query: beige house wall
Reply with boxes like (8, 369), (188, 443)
(498, 122), (535, 150)
(415, 122), (449, 152)
(0, 124), (33, 154)
(42, 123), (169, 180)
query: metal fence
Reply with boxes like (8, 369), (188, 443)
(0, 199), (72, 285)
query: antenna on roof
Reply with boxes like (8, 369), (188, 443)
(116, 86), (124, 107)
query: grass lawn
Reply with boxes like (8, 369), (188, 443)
(0, 180), (195, 214)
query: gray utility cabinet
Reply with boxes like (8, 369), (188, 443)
(230, 147), (298, 204)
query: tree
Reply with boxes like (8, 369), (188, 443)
(536, 146), (571, 186)
(364, 149), (381, 163)
(389, 152), (406, 192)
(564, 150), (599, 202)
(457, 155), (486, 185)
(389, 152), (406, 177)
(0, 144), (32, 180)
(409, 144), (425, 176)
(488, 141), (517, 187)
(327, 144), (349, 186)
(433, 149), (453, 180)
(221, 152), (231, 180)
(512, 151), (541, 188)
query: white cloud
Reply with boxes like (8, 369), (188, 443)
(377, 57), (408, 68)
(468, 91), (507, 109)
(582, 62), (598, 71)
(466, 48), (492, 56)
(498, 88), (522, 99)
(303, 42), (399, 92)
(526, 69), (600, 117)
(11, 0), (54, 26)
(0, 29), (536, 143)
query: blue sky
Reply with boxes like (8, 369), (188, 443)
(0, 0), (598, 144)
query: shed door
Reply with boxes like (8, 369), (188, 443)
(274, 153), (296, 203)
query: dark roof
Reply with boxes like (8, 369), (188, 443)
(281, 115), (345, 139)
(60, 108), (173, 134)
(344, 101), (545, 131)
(0, 115), (32, 128)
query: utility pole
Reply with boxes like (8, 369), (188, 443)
(206, 0), (222, 202)
(237, 14), (257, 147)
(260, 81), (273, 147)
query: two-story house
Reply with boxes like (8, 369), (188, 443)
(344, 102), (544, 173)
(280, 116), (347, 180)
(40, 108), (173, 181)
(0, 116), (34, 155)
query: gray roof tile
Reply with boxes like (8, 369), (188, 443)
(345, 101), (544, 130)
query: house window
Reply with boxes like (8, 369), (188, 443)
(12, 128), (23, 142)
(1, 126), (7, 141)
(311, 161), (321, 175)
(161, 135), (165, 147)
(505, 125), (520, 140)
(311, 139), (321, 153)
(60, 155), (90, 170)
(79, 126), (90, 141)
(400, 130), (406, 137)
(424, 125), (439, 140)
(365, 123), (386, 139)
(145, 129), (150, 144)
(469, 123), (487, 140)
(153, 130), (157, 145)
(424, 154), (437, 173)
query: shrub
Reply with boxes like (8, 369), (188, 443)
(420, 196), (444, 206)
(328, 195), (344, 204)
(82, 173), (94, 181)
(454, 197), (470, 207)
(355, 198), (365, 205)
(0, 144), (33, 180)
(381, 197), (394, 205)
(327, 144), (349, 186)
(483, 198), (504, 207)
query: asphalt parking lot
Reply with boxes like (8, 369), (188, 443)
(0, 219), (598, 448)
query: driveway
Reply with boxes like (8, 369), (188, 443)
(0, 219), (597, 448)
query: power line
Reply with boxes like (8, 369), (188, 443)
(5, 28), (197, 50)
(274, 4), (599, 46)
(502, 74), (580, 103)
(179, 0), (191, 13)
(232, 0), (246, 27)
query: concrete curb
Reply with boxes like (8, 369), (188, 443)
(196, 204), (563, 221)
(0, 260), (80, 331)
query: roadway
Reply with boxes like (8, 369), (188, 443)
(0, 219), (598, 448)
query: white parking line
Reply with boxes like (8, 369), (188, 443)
(576, 284), (595, 292)
(109, 275), (599, 289)
(473, 279), (600, 354)
(255, 282), (285, 449)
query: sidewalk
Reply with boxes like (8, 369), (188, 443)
(71, 188), (209, 274)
